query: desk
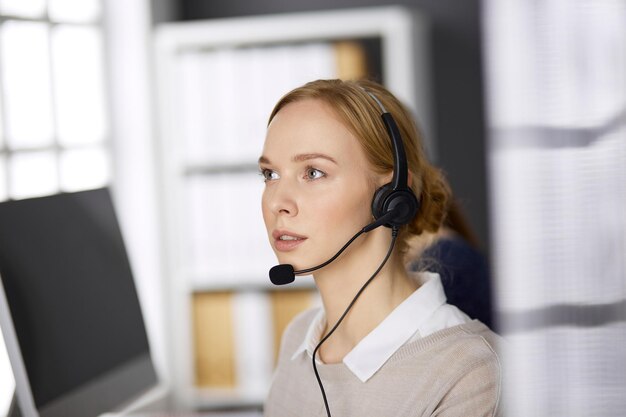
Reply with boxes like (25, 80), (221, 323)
(100, 385), (264, 417)
(107, 412), (262, 417)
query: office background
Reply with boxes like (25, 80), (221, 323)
(0, 0), (625, 416)
(154, 0), (491, 251)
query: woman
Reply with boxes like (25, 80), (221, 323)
(259, 79), (502, 417)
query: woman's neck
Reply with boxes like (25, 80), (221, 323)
(312, 228), (419, 363)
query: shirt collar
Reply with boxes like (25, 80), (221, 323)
(291, 271), (447, 382)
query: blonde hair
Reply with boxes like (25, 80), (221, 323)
(268, 79), (451, 257)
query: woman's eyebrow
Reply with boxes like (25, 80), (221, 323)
(258, 153), (338, 165)
(291, 153), (337, 164)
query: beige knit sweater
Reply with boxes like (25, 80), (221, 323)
(264, 308), (503, 417)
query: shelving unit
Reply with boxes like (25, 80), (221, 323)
(153, 6), (431, 411)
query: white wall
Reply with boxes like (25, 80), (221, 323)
(103, 0), (169, 388)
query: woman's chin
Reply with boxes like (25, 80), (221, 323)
(273, 253), (312, 271)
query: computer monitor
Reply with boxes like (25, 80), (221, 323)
(0, 188), (158, 417)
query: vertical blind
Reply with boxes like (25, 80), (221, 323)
(484, 1), (626, 415)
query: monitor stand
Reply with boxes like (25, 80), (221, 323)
(8, 392), (21, 417)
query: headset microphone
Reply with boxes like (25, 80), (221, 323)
(269, 209), (400, 285)
(268, 265), (296, 286)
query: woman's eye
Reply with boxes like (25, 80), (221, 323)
(305, 168), (325, 181)
(260, 169), (280, 182)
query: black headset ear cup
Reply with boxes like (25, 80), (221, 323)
(371, 184), (420, 228)
(371, 184), (394, 220)
(386, 189), (419, 226)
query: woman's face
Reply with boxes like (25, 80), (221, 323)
(259, 99), (376, 270)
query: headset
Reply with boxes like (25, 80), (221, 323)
(366, 89), (420, 229)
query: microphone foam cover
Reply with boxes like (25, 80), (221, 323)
(269, 264), (295, 286)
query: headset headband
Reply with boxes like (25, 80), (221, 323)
(361, 88), (409, 191)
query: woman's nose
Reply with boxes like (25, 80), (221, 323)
(265, 180), (299, 217)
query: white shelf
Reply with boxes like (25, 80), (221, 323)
(153, 6), (430, 411)
(189, 278), (317, 294)
(183, 163), (259, 176)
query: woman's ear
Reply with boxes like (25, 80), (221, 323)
(378, 171), (394, 188)
(375, 171), (412, 188)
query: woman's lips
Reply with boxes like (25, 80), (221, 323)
(273, 230), (307, 252)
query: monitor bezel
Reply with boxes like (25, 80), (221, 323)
(0, 271), (38, 417)
(1, 277), (159, 417)
(0, 188), (159, 417)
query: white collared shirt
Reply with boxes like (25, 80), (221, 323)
(290, 271), (472, 382)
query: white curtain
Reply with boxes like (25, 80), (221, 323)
(483, 1), (626, 415)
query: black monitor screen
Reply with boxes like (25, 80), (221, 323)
(0, 188), (151, 410)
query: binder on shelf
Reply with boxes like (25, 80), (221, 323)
(269, 289), (318, 363)
(178, 51), (219, 165)
(192, 291), (237, 388)
(232, 292), (273, 398)
(237, 46), (267, 163)
(334, 40), (368, 80)
(212, 48), (241, 162)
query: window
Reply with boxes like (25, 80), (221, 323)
(0, 0), (109, 202)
